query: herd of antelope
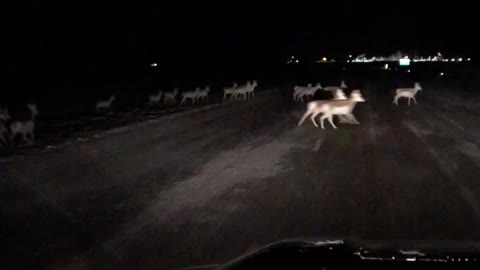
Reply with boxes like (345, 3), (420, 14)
(0, 81), (259, 147)
(0, 79), (422, 147)
(97, 81), (259, 112)
(0, 104), (38, 146)
(297, 81), (422, 129)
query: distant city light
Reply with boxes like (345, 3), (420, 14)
(440, 72), (444, 76)
(384, 63), (389, 70)
(295, 59), (299, 63)
(304, 52), (470, 64)
(399, 58), (410, 66)
(407, 69), (411, 73)
(291, 56), (295, 59)
(150, 63), (158, 67)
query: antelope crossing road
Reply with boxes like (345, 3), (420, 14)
(2, 84), (480, 269)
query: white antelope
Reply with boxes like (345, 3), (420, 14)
(298, 90), (365, 129)
(0, 107), (11, 146)
(296, 83), (322, 101)
(164, 88), (179, 105)
(11, 104), (38, 145)
(324, 81), (348, 92)
(148, 90), (163, 105)
(233, 82), (254, 100)
(96, 96), (116, 112)
(393, 82), (422, 106)
(332, 89), (347, 100)
(0, 123), (8, 146)
(0, 107), (11, 122)
(181, 88), (201, 105)
(223, 82), (238, 100)
(197, 86), (210, 102)
(245, 80), (258, 98)
(293, 83), (312, 101)
(331, 89), (359, 124)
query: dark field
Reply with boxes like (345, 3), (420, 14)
(2, 64), (480, 269)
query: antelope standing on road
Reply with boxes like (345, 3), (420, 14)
(148, 90), (163, 106)
(164, 88), (179, 105)
(298, 90), (365, 129)
(96, 96), (116, 112)
(393, 82), (422, 106)
(223, 82), (238, 101)
(11, 104), (38, 145)
(246, 80), (258, 98)
(296, 83), (322, 101)
(0, 107), (10, 122)
(323, 81), (348, 92)
(293, 83), (313, 101)
(0, 124), (8, 146)
(233, 81), (257, 100)
(197, 86), (210, 102)
(181, 88), (201, 105)
(0, 107), (11, 146)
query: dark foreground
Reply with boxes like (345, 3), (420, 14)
(3, 84), (480, 269)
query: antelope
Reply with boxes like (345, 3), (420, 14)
(298, 90), (365, 129)
(246, 80), (258, 98)
(0, 107), (11, 146)
(331, 89), (359, 124)
(164, 88), (179, 105)
(293, 83), (313, 101)
(11, 104), (38, 145)
(96, 96), (116, 112)
(232, 82), (252, 100)
(332, 88), (347, 100)
(324, 81), (348, 92)
(0, 123), (8, 146)
(148, 90), (163, 105)
(223, 82), (238, 100)
(181, 88), (201, 105)
(197, 86), (210, 102)
(296, 83), (322, 101)
(0, 107), (11, 122)
(393, 82), (422, 106)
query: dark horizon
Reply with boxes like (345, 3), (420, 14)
(0, 1), (477, 88)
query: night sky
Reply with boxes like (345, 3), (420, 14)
(0, 1), (476, 87)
